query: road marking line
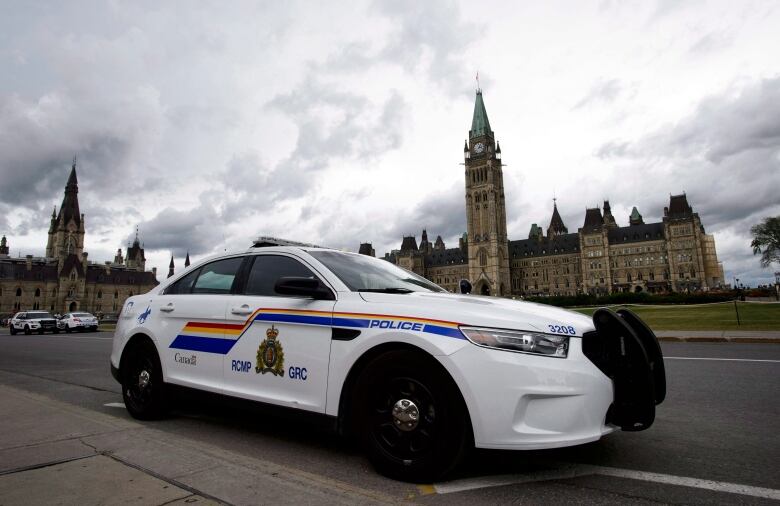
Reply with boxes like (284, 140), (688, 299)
(103, 402), (125, 408)
(431, 464), (780, 500)
(665, 357), (780, 363)
(594, 465), (780, 500)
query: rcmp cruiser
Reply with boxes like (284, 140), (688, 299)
(111, 237), (665, 482)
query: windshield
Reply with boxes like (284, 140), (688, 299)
(29, 312), (53, 319)
(308, 250), (445, 293)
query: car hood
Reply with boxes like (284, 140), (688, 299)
(356, 292), (594, 336)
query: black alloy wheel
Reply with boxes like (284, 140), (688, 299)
(24, 325), (31, 335)
(121, 341), (166, 420)
(352, 350), (471, 482)
(9, 325), (16, 335)
(65, 326), (72, 333)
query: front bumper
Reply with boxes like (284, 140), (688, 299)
(443, 337), (614, 450)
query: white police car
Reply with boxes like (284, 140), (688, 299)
(111, 238), (665, 482)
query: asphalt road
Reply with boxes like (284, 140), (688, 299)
(0, 328), (778, 505)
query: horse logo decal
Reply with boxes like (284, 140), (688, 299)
(137, 305), (152, 324)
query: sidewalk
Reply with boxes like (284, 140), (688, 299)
(0, 384), (395, 506)
(655, 330), (780, 343)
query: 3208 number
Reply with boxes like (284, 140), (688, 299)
(548, 324), (576, 335)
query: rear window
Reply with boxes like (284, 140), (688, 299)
(73, 313), (93, 318)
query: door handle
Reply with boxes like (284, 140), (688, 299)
(159, 303), (175, 313)
(231, 304), (253, 316)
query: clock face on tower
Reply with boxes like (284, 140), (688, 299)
(474, 142), (484, 154)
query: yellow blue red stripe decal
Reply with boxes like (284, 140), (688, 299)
(169, 308), (464, 354)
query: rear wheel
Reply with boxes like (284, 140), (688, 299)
(9, 325), (17, 335)
(66, 326), (72, 333)
(351, 350), (471, 482)
(121, 340), (166, 420)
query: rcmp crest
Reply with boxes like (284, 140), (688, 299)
(256, 325), (285, 376)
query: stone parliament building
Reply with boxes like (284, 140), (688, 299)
(0, 161), (158, 315)
(361, 89), (725, 297)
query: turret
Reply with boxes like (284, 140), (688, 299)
(168, 256), (175, 278)
(0, 235), (8, 257)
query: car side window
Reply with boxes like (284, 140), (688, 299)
(192, 257), (244, 294)
(165, 268), (201, 295)
(245, 255), (318, 296)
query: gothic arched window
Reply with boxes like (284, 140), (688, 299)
(34, 288), (40, 297)
(479, 249), (488, 267)
(15, 288), (21, 297)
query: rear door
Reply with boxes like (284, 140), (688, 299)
(223, 253), (335, 413)
(153, 256), (244, 393)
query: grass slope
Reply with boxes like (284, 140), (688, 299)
(570, 302), (780, 331)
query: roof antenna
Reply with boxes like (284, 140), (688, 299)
(475, 71), (480, 92)
(72, 154), (77, 168)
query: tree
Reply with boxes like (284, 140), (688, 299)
(750, 216), (780, 268)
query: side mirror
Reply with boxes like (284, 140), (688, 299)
(459, 279), (472, 295)
(274, 277), (335, 300)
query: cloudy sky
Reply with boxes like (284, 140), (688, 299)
(1, 0), (779, 286)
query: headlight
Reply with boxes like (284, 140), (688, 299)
(460, 327), (569, 358)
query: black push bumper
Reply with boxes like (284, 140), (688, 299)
(582, 308), (666, 431)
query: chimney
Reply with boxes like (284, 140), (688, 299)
(152, 267), (157, 279)
(26, 254), (33, 271)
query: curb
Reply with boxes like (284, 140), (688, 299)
(658, 336), (780, 344)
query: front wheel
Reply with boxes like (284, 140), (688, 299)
(351, 350), (471, 482)
(121, 341), (166, 420)
(24, 326), (31, 335)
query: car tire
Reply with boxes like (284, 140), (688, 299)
(24, 325), (31, 335)
(121, 340), (166, 420)
(351, 349), (471, 483)
(65, 326), (72, 333)
(54, 328), (59, 334)
(9, 326), (17, 335)
(38, 328), (44, 335)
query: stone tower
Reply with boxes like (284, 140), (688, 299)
(464, 89), (510, 296)
(46, 158), (85, 264)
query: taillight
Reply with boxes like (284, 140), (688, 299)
(73, 318), (81, 322)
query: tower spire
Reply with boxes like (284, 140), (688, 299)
(469, 88), (492, 139)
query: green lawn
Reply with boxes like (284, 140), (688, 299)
(570, 302), (780, 331)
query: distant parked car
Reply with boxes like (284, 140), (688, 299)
(0, 313), (14, 327)
(58, 312), (99, 332)
(9, 311), (59, 335)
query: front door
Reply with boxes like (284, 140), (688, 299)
(223, 254), (335, 413)
(154, 256), (244, 393)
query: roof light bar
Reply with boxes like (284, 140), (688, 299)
(251, 236), (324, 248)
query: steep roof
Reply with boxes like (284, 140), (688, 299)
(469, 90), (493, 139)
(358, 243), (374, 256)
(607, 223), (665, 244)
(510, 233), (580, 257)
(629, 206), (644, 225)
(57, 163), (81, 227)
(667, 194), (693, 218)
(400, 236), (418, 252)
(425, 247), (468, 267)
(582, 208), (604, 232)
(548, 203), (568, 235)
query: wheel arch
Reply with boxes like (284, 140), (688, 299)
(336, 341), (473, 441)
(119, 333), (160, 379)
